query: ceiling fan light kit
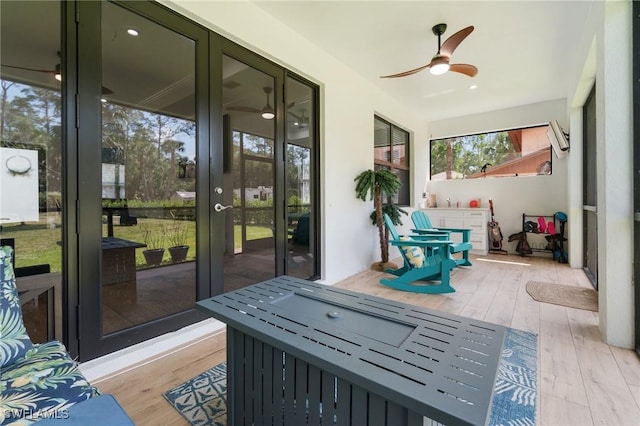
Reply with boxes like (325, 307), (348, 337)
(380, 23), (477, 79)
(429, 55), (449, 75)
(261, 86), (274, 119)
(228, 86), (275, 120)
(54, 64), (62, 81)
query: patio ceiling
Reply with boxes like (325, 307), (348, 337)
(0, 1), (595, 123)
(255, 1), (595, 121)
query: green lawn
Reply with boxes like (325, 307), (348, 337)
(1, 213), (273, 271)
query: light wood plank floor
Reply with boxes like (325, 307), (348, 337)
(95, 254), (640, 425)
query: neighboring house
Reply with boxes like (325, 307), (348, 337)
(170, 191), (196, 203)
(234, 186), (273, 202)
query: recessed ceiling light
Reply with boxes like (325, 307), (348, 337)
(127, 28), (139, 36)
(469, 85), (478, 90)
(101, 98), (107, 103)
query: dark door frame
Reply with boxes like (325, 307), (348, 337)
(65, 0), (320, 361)
(582, 84), (597, 289)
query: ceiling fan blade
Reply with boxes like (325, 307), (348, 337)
(287, 111), (302, 121)
(2, 64), (55, 74)
(449, 63), (478, 77)
(227, 106), (261, 113)
(440, 25), (474, 57)
(4, 64), (114, 93)
(380, 63), (430, 78)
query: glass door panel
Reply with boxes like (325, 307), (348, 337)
(222, 55), (276, 291)
(100, 1), (197, 334)
(0, 0), (62, 343)
(286, 77), (316, 278)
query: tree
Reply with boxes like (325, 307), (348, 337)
(431, 132), (517, 179)
(354, 169), (406, 270)
(0, 80), (16, 142)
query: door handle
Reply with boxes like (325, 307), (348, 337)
(213, 203), (233, 212)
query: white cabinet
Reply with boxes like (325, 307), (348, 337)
(420, 208), (490, 255)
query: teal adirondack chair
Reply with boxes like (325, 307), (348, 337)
(411, 210), (473, 267)
(380, 214), (456, 294)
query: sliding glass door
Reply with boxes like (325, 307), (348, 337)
(76, 1), (211, 359)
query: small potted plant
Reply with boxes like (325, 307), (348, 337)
(167, 221), (189, 263)
(140, 224), (165, 266)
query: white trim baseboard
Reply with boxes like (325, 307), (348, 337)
(79, 318), (225, 383)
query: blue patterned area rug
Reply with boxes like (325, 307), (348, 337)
(487, 328), (538, 426)
(163, 328), (537, 426)
(163, 362), (227, 426)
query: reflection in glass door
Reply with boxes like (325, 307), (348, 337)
(222, 55), (276, 290)
(100, 2), (197, 334)
(0, 0), (62, 343)
(286, 77), (316, 278)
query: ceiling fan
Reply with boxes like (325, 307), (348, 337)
(1, 62), (115, 95)
(227, 86), (275, 119)
(288, 110), (309, 128)
(2, 63), (62, 80)
(380, 23), (478, 78)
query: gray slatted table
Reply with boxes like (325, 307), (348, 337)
(196, 276), (505, 426)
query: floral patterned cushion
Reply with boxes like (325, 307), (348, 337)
(0, 246), (34, 368)
(0, 340), (99, 425)
(0, 245), (99, 425)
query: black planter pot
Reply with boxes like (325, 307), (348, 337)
(168, 245), (189, 263)
(143, 248), (165, 266)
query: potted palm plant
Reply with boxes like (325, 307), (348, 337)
(167, 220), (189, 263)
(354, 169), (406, 271)
(140, 224), (165, 266)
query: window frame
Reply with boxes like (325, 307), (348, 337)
(374, 115), (410, 206)
(429, 124), (553, 181)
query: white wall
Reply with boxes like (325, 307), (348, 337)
(595, 0), (633, 348)
(421, 99), (569, 253)
(564, 0), (634, 348)
(164, 1), (429, 284)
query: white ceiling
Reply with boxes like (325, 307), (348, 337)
(255, 1), (595, 121)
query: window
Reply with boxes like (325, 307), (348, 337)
(374, 116), (410, 205)
(430, 124), (552, 180)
